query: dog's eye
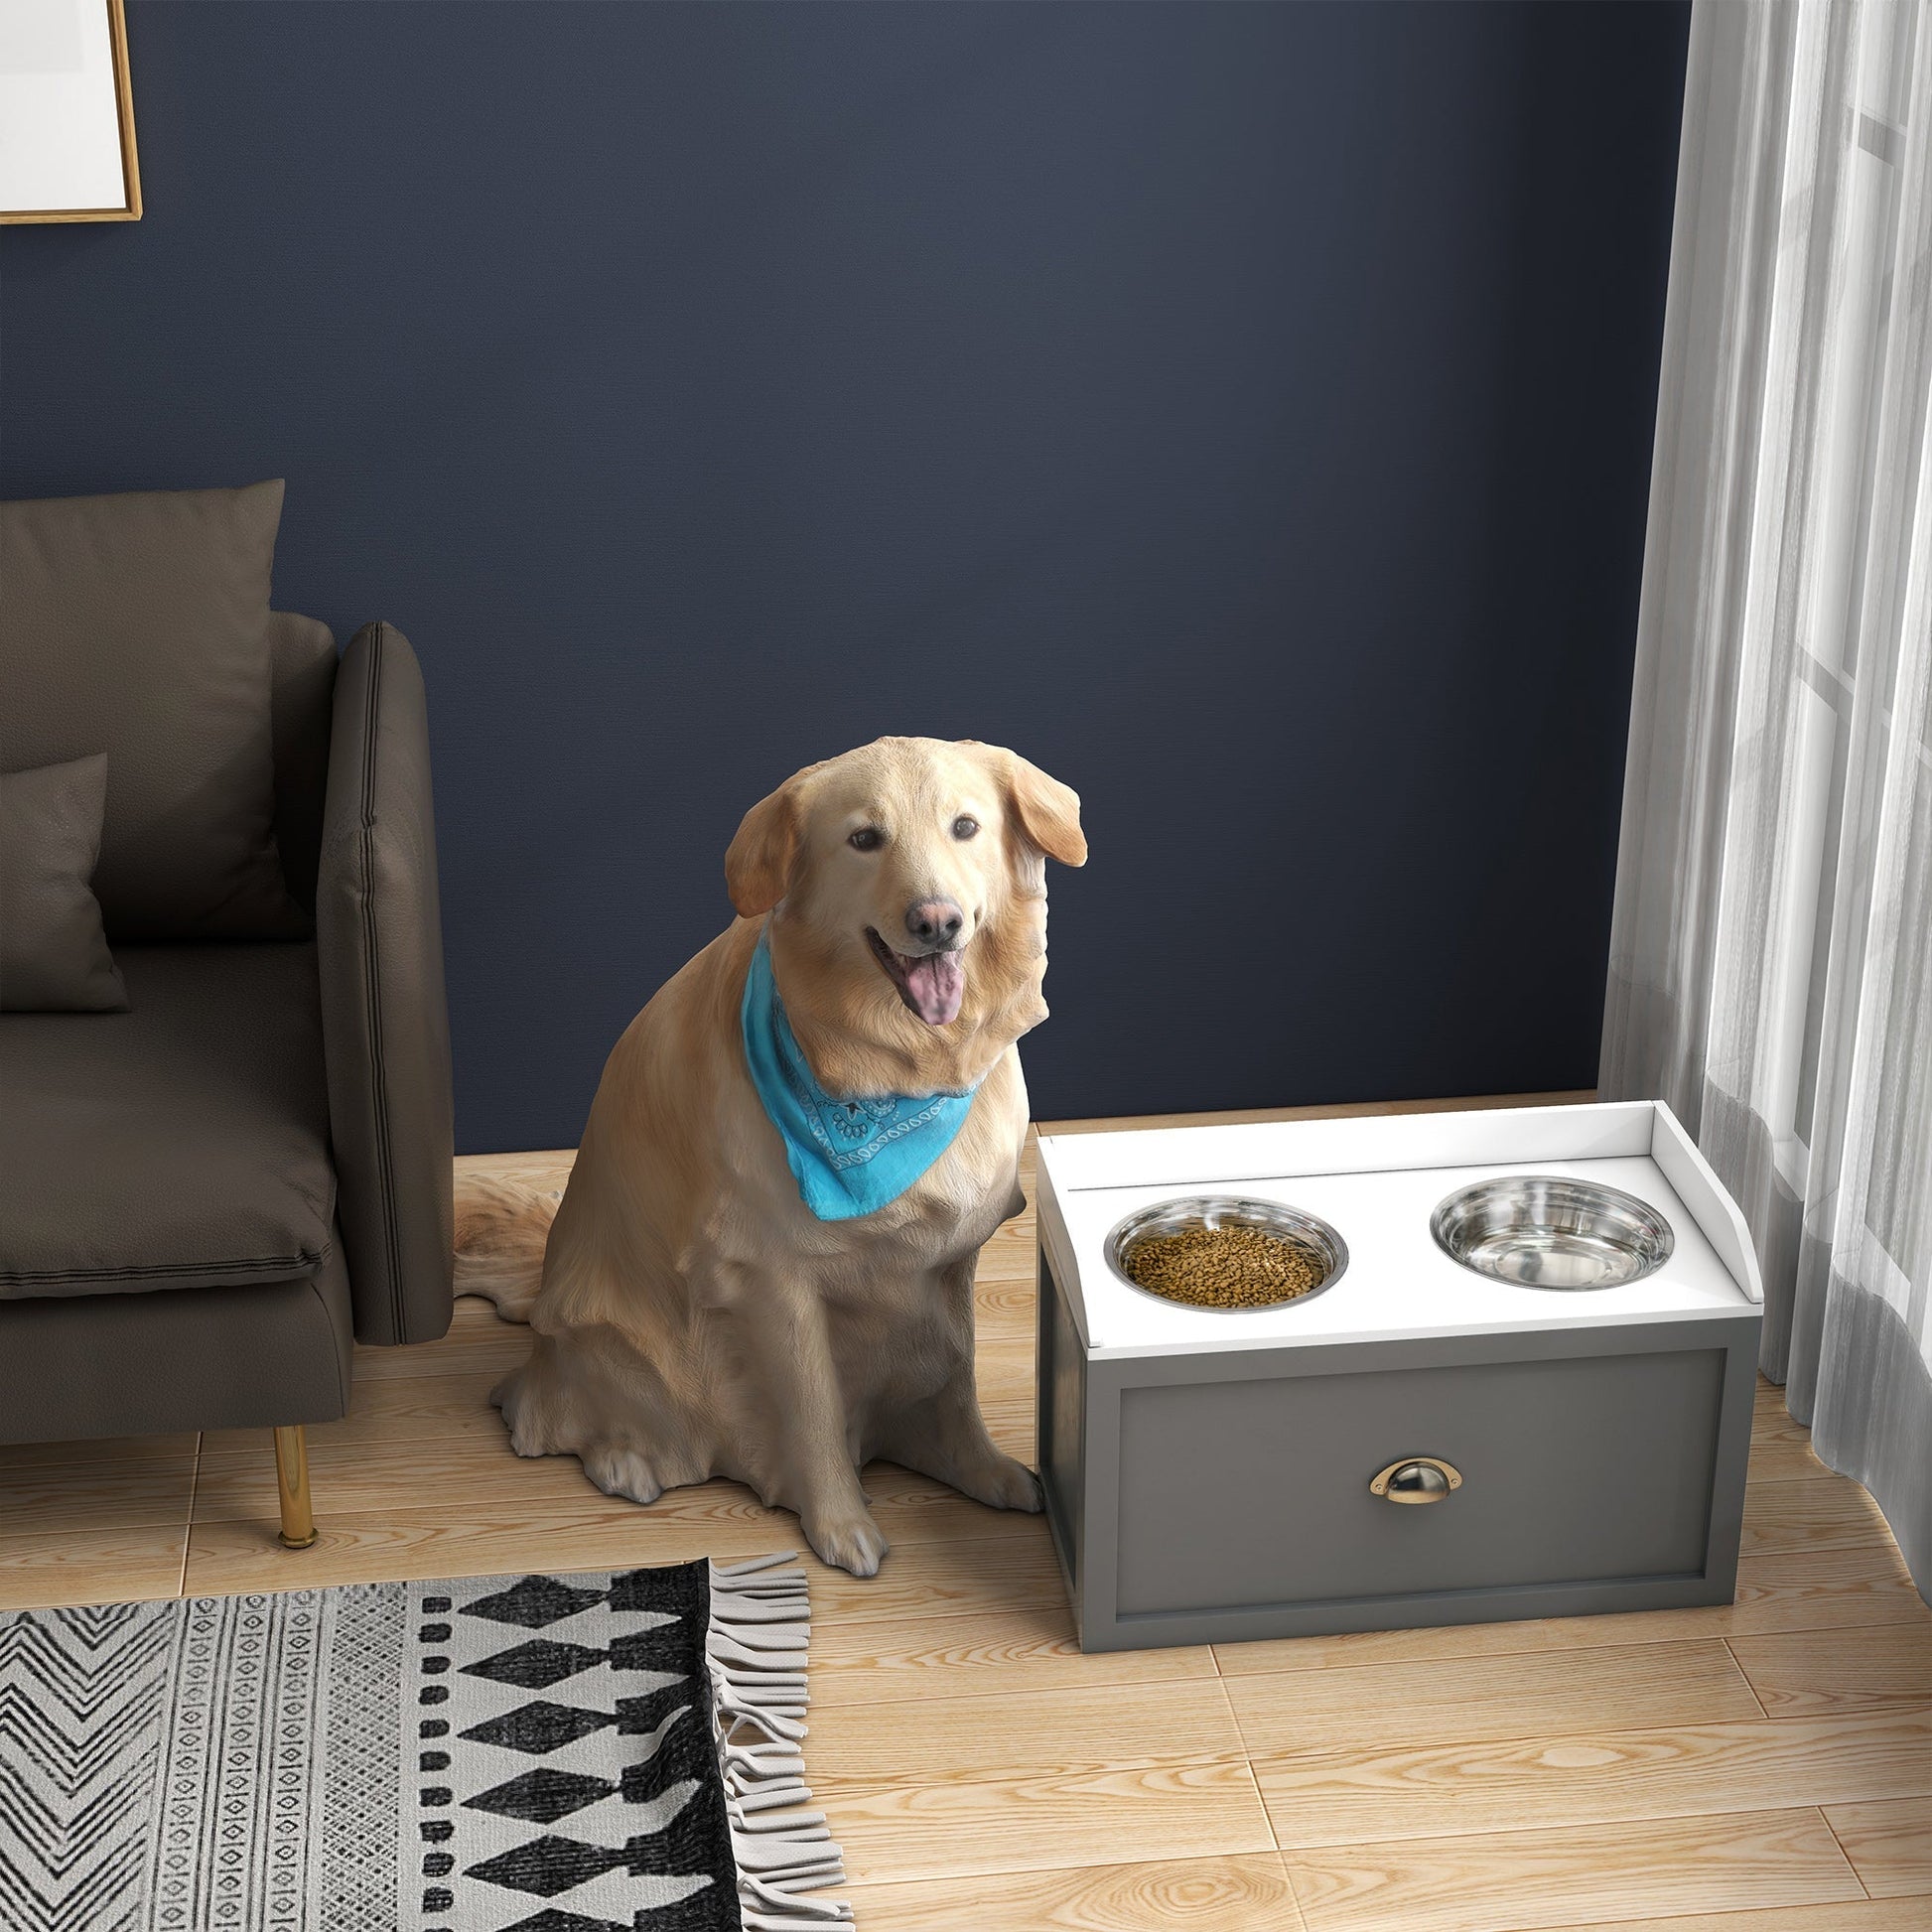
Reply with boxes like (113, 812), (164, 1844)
(848, 827), (884, 853)
(951, 816), (979, 840)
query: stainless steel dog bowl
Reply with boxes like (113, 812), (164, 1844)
(1431, 1174), (1674, 1290)
(1104, 1195), (1348, 1311)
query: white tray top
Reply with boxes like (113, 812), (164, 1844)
(1036, 1102), (1763, 1360)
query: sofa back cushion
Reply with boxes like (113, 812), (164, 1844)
(0, 482), (305, 938)
(267, 611), (340, 916)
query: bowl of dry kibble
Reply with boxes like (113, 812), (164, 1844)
(1103, 1195), (1347, 1311)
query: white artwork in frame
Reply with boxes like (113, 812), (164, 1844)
(0, 0), (141, 222)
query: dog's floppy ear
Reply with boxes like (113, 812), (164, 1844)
(999, 749), (1087, 867)
(725, 777), (802, 916)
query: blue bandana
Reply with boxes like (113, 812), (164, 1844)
(741, 931), (977, 1221)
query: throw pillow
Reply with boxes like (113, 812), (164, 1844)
(0, 754), (130, 1012)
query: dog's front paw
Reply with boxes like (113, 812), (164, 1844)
(803, 1506), (890, 1578)
(955, 1451), (1044, 1515)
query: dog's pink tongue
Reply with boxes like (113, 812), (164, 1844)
(902, 950), (964, 1026)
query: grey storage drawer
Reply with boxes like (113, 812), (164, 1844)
(1115, 1333), (1733, 1618)
(1041, 1259), (1759, 1651)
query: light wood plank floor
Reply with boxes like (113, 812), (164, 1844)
(4, 1092), (1929, 1931)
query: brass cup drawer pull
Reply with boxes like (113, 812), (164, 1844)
(1370, 1456), (1462, 1503)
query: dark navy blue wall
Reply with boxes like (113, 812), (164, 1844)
(0, 1), (1688, 1153)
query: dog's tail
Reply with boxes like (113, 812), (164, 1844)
(453, 1174), (563, 1322)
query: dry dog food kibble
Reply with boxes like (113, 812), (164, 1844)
(1124, 1224), (1324, 1308)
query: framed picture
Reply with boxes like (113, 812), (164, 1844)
(0, 0), (142, 223)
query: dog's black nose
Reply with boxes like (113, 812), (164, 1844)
(904, 897), (963, 947)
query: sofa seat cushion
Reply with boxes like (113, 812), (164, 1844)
(0, 945), (335, 1299)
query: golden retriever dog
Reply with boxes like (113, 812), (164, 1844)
(458, 736), (1085, 1575)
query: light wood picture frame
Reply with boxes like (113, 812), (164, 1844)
(0, 0), (142, 223)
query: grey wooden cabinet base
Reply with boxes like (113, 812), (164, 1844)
(1035, 1103), (1765, 1653)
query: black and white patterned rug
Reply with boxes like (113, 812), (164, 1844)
(0, 1553), (850, 1932)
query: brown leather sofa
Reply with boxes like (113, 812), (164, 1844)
(0, 484), (455, 1548)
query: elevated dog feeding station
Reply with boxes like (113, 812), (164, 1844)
(1035, 1101), (1763, 1653)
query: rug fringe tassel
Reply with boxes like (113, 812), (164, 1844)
(708, 1555), (853, 1928)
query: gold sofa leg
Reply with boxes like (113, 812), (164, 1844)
(273, 1425), (318, 1549)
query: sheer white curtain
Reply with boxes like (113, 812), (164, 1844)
(1602, 0), (1932, 1596)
